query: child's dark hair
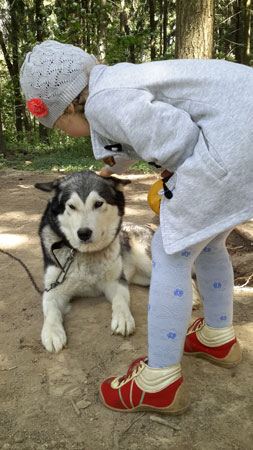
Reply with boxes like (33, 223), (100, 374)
(72, 86), (89, 114)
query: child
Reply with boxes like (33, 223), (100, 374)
(20, 40), (253, 414)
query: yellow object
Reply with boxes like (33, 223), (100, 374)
(147, 179), (163, 215)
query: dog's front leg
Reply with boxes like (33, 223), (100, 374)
(41, 289), (69, 352)
(103, 281), (135, 336)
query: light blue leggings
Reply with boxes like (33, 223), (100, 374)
(148, 226), (233, 368)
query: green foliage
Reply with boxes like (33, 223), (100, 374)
(1, 135), (101, 172)
(0, 134), (156, 174)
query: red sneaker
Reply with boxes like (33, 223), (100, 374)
(184, 318), (242, 367)
(99, 357), (190, 414)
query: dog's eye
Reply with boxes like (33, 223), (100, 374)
(94, 201), (103, 209)
(68, 204), (76, 210)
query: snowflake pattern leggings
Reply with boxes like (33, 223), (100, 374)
(148, 226), (233, 368)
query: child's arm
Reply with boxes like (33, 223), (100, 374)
(100, 166), (114, 177)
(100, 157), (137, 177)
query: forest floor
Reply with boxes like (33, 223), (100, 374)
(0, 168), (253, 450)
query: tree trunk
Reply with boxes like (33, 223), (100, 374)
(149, 0), (156, 60)
(241, 0), (251, 65)
(0, 109), (6, 156)
(234, 0), (251, 65)
(159, 0), (163, 56)
(22, 105), (31, 133)
(120, 0), (127, 34)
(35, 0), (49, 142)
(35, 0), (43, 41)
(10, 0), (23, 137)
(163, 0), (168, 55)
(175, 0), (214, 59)
(0, 1), (26, 139)
(235, 0), (242, 63)
(98, 0), (107, 62)
(120, 0), (135, 63)
(82, 0), (91, 51)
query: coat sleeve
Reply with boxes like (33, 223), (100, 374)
(86, 88), (200, 172)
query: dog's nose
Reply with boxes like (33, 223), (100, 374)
(77, 228), (92, 242)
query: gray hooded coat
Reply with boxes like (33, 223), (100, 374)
(85, 59), (253, 254)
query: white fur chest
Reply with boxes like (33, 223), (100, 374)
(44, 238), (122, 298)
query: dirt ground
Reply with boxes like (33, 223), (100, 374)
(0, 168), (253, 450)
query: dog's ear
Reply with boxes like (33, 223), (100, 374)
(103, 176), (131, 192)
(34, 180), (59, 192)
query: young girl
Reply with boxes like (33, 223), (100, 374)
(20, 40), (252, 414)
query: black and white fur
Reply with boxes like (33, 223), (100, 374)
(35, 170), (201, 353)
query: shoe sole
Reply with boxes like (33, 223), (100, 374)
(184, 341), (242, 368)
(99, 382), (190, 415)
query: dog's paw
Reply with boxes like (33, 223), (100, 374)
(111, 310), (135, 337)
(41, 323), (67, 353)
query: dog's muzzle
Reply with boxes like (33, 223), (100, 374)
(78, 228), (92, 242)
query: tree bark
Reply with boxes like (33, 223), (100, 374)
(241, 0), (251, 65)
(234, 0), (251, 65)
(35, 0), (49, 142)
(163, 0), (168, 55)
(175, 0), (214, 59)
(0, 109), (6, 156)
(82, 0), (91, 51)
(0, 1), (24, 137)
(98, 0), (107, 62)
(149, 0), (156, 60)
(120, 0), (127, 34)
(120, 0), (135, 63)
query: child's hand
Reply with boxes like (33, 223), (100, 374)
(99, 167), (114, 178)
(161, 169), (173, 179)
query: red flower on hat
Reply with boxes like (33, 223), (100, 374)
(27, 98), (48, 117)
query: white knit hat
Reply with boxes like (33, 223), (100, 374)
(20, 40), (97, 128)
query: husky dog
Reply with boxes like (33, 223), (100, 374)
(35, 170), (153, 352)
(36, 170), (201, 353)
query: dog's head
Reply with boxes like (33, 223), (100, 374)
(35, 170), (131, 253)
